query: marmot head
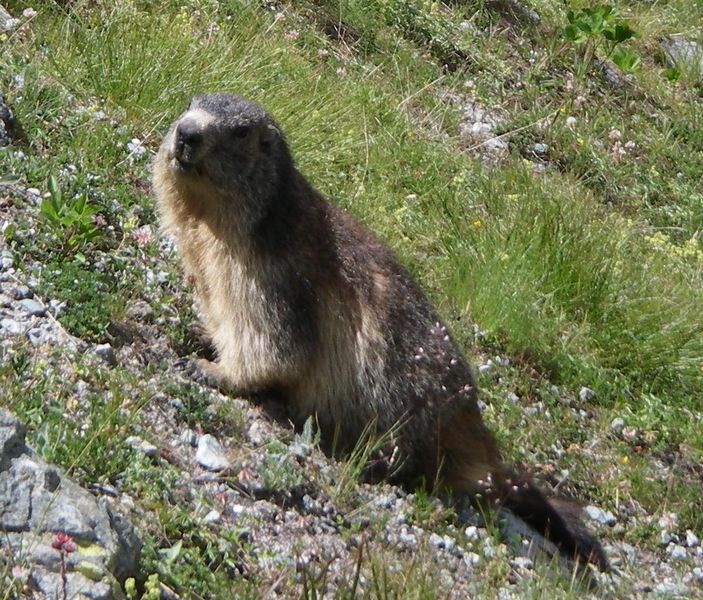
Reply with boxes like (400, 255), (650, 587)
(156, 94), (292, 219)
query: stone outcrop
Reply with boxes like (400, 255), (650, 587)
(0, 409), (141, 599)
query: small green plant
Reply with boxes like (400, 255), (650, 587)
(563, 5), (639, 76)
(40, 175), (101, 252)
(142, 573), (161, 600)
(259, 443), (304, 493)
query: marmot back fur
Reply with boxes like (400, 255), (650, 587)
(153, 93), (607, 571)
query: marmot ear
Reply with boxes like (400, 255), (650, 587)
(260, 124), (280, 152)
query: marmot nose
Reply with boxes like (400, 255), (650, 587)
(175, 120), (203, 163)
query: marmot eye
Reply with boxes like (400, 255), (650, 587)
(231, 125), (250, 139)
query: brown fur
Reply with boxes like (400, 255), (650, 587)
(153, 94), (608, 571)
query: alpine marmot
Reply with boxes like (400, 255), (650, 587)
(153, 93), (607, 571)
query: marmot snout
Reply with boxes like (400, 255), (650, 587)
(153, 93), (608, 572)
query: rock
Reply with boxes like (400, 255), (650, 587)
(692, 567), (703, 583)
(26, 324), (57, 346)
(0, 249), (14, 270)
(584, 505), (617, 526)
(658, 512), (679, 530)
(126, 436), (159, 458)
(125, 300), (153, 321)
(196, 434), (230, 471)
(429, 532), (445, 548)
(661, 37), (703, 73)
(482, 538), (496, 559)
(464, 552), (480, 566)
(0, 409), (26, 465)
(667, 544), (688, 561)
(465, 526), (480, 541)
(19, 298), (46, 317)
(654, 581), (688, 597)
(247, 421), (268, 446)
(486, 0), (540, 25)
(510, 557), (533, 570)
(0, 92), (17, 147)
(1, 317), (22, 335)
(578, 386), (595, 402)
(660, 530), (677, 547)
(685, 530), (700, 547)
(203, 510), (221, 525)
(506, 392), (520, 404)
(610, 417), (625, 431)
(0, 409), (141, 599)
(179, 428), (198, 447)
(458, 99), (509, 166)
(289, 440), (312, 460)
(12, 285), (32, 300)
(532, 143), (548, 156)
(94, 343), (117, 366)
(0, 6), (20, 32)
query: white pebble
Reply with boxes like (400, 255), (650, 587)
(196, 434), (230, 471)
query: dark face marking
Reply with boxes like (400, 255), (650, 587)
(164, 94), (288, 203)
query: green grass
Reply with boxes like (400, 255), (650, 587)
(1, 0), (702, 597)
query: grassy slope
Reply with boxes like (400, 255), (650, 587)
(1, 0), (702, 597)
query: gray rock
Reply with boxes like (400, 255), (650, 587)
(0, 249), (13, 270)
(506, 392), (520, 404)
(125, 299), (153, 321)
(203, 509), (221, 525)
(94, 343), (117, 366)
(579, 386), (595, 402)
(12, 285), (32, 300)
(126, 436), (159, 458)
(686, 530), (700, 547)
(654, 581), (688, 597)
(610, 417), (625, 431)
(464, 552), (480, 566)
(0, 6), (19, 33)
(584, 505), (617, 526)
(247, 421), (268, 446)
(1, 317), (22, 335)
(179, 428), (198, 447)
(289, 440), (312, 460)
(29, 569), (116, 600)
(196, 434), (230, 471)
(465, 525), (480, 541)
(533, 143), (548, 156)
(482, 538), (496, 559)
(660, 530), (677, 547)
(48, 299), (65, 315)
(661, 37), (703, 73)
(0, 409), (140, 599)
(0, 93), (15, 147)
(510, 556), (533, 570)
(692, 567), (703, 583)
(429, 532), (446, 549)
(19, 298), (46, 316)
(26, 326), (49, 346)
(667, 544), (688, 561)
(0, 409), (26, 459)
(397, 527), (417, 548)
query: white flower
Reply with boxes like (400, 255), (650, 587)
(126, 138), (146, 158)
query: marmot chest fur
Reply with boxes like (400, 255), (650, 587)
(153, 93), (607, 571)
